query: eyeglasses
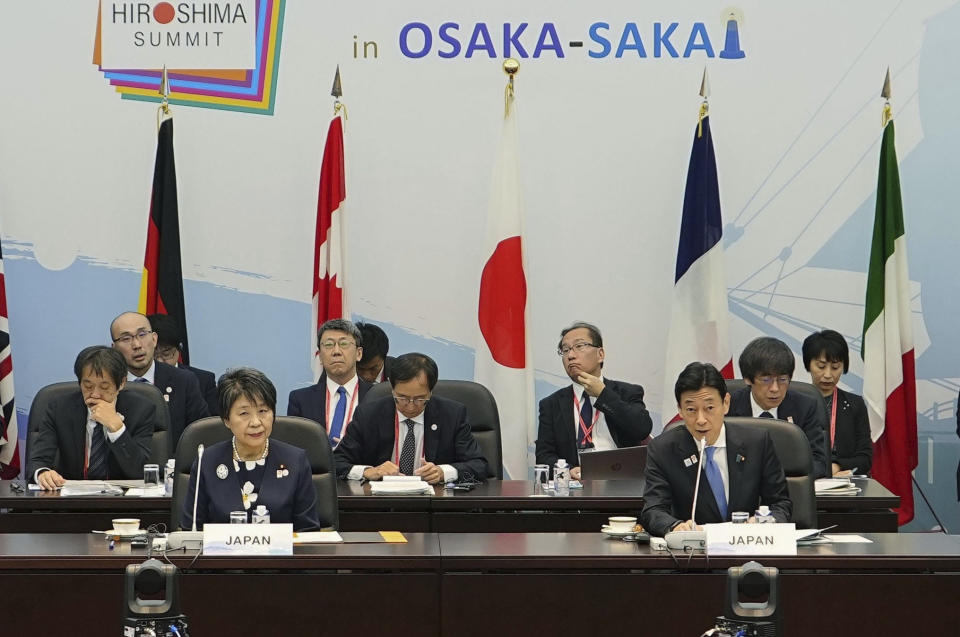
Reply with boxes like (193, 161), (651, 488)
(756, 375), (791, 386)
(320, 339), (356, 351)
(393, 394), (430, 407)
(557, 342), (599, 357)
(112, 330), (154, 346)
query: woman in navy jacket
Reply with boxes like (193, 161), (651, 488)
(802, 330), (873, 476)
(182, 367), (320, 531)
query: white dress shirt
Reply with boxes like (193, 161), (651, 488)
(749, 392), (780, 420)
(347, 409), (458, 482)
(572, 379), (616, 452)
(324, 373), (360, 437)
(128, 360), (156, 385)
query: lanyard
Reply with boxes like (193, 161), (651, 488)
(829, 387), (838, 447)
(573, 391), (600, 443)
(325, 384), (359, 433)
(393, 412), (426, 468)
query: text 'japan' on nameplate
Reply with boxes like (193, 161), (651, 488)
(705, 522), (797, 556)
(203, 523), (293, 555)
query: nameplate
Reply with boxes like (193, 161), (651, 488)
(705, 522), (797, 556)
(203, 523), (293, 555)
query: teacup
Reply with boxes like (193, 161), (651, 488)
(112, 518), (141, 534)
(607, 516), (637, 532)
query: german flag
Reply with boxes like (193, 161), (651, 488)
(139, 117), (190, 365)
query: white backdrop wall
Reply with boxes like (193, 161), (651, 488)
(2, 1), (958, 530)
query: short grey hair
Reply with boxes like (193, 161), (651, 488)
(318, 318), (362, 348)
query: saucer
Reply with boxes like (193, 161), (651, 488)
(601, 526), (650, 542)
(94, 528), (147, 537)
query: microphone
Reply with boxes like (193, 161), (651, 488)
(191, 444), (204, 532)
(664, 434), (708, 552)
(167, 444), (205, 551)
(689, 435), (707, 526)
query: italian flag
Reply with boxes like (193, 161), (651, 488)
(861, 120), (917, 526)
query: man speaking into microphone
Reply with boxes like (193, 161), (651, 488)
(641, 362), (792, 537)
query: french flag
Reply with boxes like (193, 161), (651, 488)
(661, 113), (733, 426)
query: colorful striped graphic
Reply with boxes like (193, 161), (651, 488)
(93, 0), (286, 115)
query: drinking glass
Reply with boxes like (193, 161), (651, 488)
(142, 464), (161, 488)
(230, 511), (248, 524)
(533, 464), (550, 495)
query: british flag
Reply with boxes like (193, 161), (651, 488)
(0, 243), (17, 478)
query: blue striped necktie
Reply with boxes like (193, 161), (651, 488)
(704, 446), (727, 520)
(329, 386), (348, 445)
(88, 423), (109, 479)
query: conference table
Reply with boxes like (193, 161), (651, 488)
(0, 477), (899, 534)
(2, 532), (957, 635)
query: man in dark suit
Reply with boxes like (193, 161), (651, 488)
(149, 313), (219, 415)
(536, 321), (652, 479)
(28, 346), (162, 489)
(641, 362), (792, 537)
(288, 318), (372, 448)
(334, 352), (489, 483)
(727, 336), (829, 478)
(356, 321), (395, 384)
(111, 312), (209, 454)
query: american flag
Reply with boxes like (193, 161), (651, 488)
(0, 243), (18, 479)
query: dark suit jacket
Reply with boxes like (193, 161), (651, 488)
(535, 379), (652, 469)
(287, 373), (373, 433)
(153, 361), (209, 455)
(182, 364), (218, 416)
(640, 423), (792, 537)
(333, 395), (490, 480)
(378, 356), (396, 383)
(180, 439), (321, 531)
(27, 389), (161, 482)
(728, 387), (829, 479)
(830, 388), (872, 473)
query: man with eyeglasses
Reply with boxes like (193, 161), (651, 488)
(535, 322), (653, 479)
(110, 312), (208, 454)
(333, 353), (489, 483)
(728, 336), (829, 478)
(287, 319), (372, 448)
(149, 314), (219, 416)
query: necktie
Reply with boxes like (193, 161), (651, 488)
(577, 393), (593, 447)
(399, 419), (417, 475)
(87, 423), (109, 479)
(704, 446), (727, 520)
(329, 386), (348, 446)
(135, 377), (149, 383)
(759, 411), (773, 419)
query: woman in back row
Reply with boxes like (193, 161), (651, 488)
(802, 330), (873, 477)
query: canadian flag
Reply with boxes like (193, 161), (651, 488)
(311, 113), (347, 381)
(474, 81), (534, 479)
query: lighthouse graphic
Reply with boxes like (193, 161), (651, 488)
(719, 9), (746, 59)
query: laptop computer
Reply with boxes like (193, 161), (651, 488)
(578, 445), (648, 480)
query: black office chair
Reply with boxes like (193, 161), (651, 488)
(725, 378), (823, 405)
(364, 379), (502, 479)
(724, 416), (817, 529)
(171, 416), (339, 531)
(25, 381), (172, 472)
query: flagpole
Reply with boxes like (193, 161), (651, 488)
(157, 65), (172, 130)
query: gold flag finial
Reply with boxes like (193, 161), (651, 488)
(697, 67), (710, 138)
(881, 67), (892, 126)
(503, 58), (519, 117)
(331, 65), (347, 119)
(157, 66), (171, 129)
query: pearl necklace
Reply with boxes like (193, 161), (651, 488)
(232, 436), (269, 463)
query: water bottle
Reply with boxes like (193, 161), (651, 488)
(755, 505), (775, 524)
(252, 505), (270, 524)
(163, 459), (175, 496)
(554, 458), (570, 496)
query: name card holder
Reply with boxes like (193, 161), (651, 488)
(705, 522), (797, 556)
(203, 523), (294, 556)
